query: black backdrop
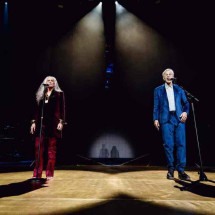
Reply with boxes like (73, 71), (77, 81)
(0, 0), (214, 167)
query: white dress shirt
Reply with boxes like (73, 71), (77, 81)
(165, 83), (176, 111)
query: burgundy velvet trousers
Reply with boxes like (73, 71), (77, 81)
(33, 137), (57, 178)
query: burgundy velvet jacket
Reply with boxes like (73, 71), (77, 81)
(32, 90), (65, 139)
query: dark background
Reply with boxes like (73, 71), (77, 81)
(0, 0), (214, 167)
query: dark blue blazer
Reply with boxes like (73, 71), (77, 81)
(153, 84), (190, 124)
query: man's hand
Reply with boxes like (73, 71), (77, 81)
(180, 112), (188, 123)
(154, 120), (160, 131)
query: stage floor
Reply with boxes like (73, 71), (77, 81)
(0, 165), (215, 215)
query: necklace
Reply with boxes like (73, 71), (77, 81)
(45, 89), (52, 103)
(45, 94), (49, 103)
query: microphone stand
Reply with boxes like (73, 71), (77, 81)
(178, 85), (215, 190)
(31, 86), (47, 183)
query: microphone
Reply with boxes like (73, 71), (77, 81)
(170, 77), (177, 81)
(43, 84), (49, 87)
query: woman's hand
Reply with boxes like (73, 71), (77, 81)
(30, 123), (36, 134)
(57, 122), (63, 131)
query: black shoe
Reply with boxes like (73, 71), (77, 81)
(167, 171), (174, 180)
(178, 172), (191, 181)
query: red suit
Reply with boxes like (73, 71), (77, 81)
(32, 90), (65, 178)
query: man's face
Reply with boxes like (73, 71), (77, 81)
(163, 70), (174, 84)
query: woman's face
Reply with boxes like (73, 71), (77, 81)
(45, 77), (55, 88)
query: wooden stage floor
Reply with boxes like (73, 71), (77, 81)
(0, 165), (215, 215)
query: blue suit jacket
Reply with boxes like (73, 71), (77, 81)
(153, 84), (190, 124)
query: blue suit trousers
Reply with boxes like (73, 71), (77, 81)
(161, 112), (186, 173)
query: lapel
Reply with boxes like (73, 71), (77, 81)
(49, 90), (56, 99)
(161, 84), (168, 102)
(173, 85), (179, 101)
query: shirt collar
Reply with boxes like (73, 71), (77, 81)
(165, 83), (173, 89)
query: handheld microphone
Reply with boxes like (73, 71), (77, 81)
(170, 77), (177, 81)
(43, 84), (49, 87)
